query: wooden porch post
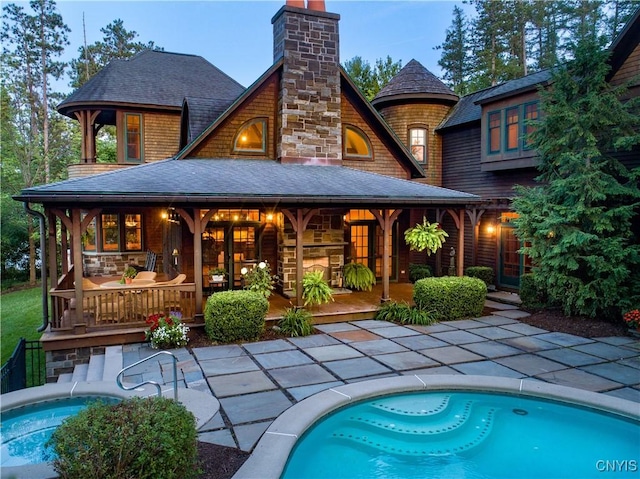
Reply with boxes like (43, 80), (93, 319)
(193, 209), (204, 315)
(436, 209), (446, 276)
(71, 209), (85, 326)
(282, 208), (318, 307)
(466, 208), (485, 266)
(446, 208), (466, 276)
(372, 209), (402, 303)
(74, 110), (101, 163)
(47, 210), (58, 297)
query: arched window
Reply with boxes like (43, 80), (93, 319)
(233, 118), (266, 153)
(344, 126), (372, 158)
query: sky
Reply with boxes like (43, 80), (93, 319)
(50, 0), (470, 92)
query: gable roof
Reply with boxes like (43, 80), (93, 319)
(57, 50), (245, 119)
(180, 96), (237, 148)
(15, 159), (478, 207)
(372, 59), (458, 107)
(607, 6), (640, 80)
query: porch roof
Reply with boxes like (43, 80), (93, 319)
(15, 159), (479, 207)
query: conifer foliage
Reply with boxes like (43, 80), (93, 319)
(513, 36), (640, 320)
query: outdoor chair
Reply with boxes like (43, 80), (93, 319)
(132, 271), (157, 282)
(131, 250), (157, 273)
(142, 274), (187, 316)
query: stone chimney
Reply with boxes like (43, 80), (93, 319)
(272, 1), (341, 165)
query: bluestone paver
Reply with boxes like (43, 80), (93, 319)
(431, 330), (486, 345)
(351, 320), (392, 329)
(408, 323), (457, 334)
(199, 355), (259, 376)
(461, 340), (524, 359)
(330, 329), (382, 343)
(534, 332), (594, 347)
(287, 381), (344, 401)
(476, 315), (519, 326)
(536, 368), (622, 392)
(350, 338), (409, 355)
(580, 362), (640, 385)
(303, 344), (363, 362)
(421, 345), (484, 364)
(500, 336), (558, 352)
(604, 387), (640, 403)
(287, 334), (340, 348)
(252, 349), (313, 369)
(393, 334), (449, 350)
(207, 370), (277, 397)
(471, 326), (522, 340)
(536, 348), (605, 367)
(198, 429), (236, 448)
(501, 323), (548, 335)
(242, 339), (295, 354)
(495, 354), (568, 376)
(234, 421), (271, 452)
(371, 325), (421, 338)
(192, 344), (246, 361)
(372, 351), (437, 371)
(452, 360), (525, 378)
(443, 319), (487, 329)
(220, 390), (292, 425)
(268, 363), (337, 388)
(315, 323), (361, 333)
(492, 310), (533, 320)
(323, 357), (392, 380)
(573, 342), (638, 361)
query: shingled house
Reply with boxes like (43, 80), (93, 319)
(15, 1), (639, 380)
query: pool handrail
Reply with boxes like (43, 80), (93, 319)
(116, 350), (178, 401)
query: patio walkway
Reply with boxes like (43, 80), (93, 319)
(120, 300), (640, 453)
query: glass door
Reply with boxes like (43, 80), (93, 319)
(498, 220), (531, 289)
(348, 222), (397, 280)
(230, 226), (256, 288)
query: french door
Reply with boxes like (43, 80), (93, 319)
(349, 222), (396, 280)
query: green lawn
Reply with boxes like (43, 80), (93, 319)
(1, 285), (45, 365)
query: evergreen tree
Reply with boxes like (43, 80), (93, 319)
(343, 55), (402, 101)
(512, 35), (640, 320)
(436, 5), (472, 95)
(69, 19), (160, 88)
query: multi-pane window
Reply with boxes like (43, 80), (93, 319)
(234, 119), (266, 152)
(505, 107), (519, 151)
(523, 102), (539, 150)
(82, 213), (143, 252)
(488, 111), (501, 154)
(125, 114), (142, 163)
(409, 127), (427, 164)
(344, 126), (372, 158)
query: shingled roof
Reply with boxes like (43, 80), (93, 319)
(436, 86), (497, 131)
(180, 97), (236, 147)
(372, 59), (458, 107)
(474, 69), (552, 105)
(16, 159), (478, 207)
(58, 50), (245, 118)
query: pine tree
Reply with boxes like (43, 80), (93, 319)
(436, 5), (472, 95)
(512, 35), (640, 319)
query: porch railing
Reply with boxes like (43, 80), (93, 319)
(50, 282), (196, 332)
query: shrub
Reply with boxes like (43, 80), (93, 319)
(302, 270), (334, 307)
(343, 262), (376, 291)
(243, 261), (277, 298)
(278, 307), (314, 337)
(465, 266), (494, 286)
(48, 397), (198, 479)
(519, 273), (547, 309)
(375, 300), (436, 326)
(204, 290), (268, 342)
(408, 263), (432, 283)
(413, 276), (486, 321)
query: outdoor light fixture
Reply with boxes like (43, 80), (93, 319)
(266, 213), (274, 222)
(486, 224), (496, 235)
(172, 248), (179, 266)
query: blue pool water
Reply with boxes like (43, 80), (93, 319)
(282, 391), (639, 479)
(1, 396), (119, 467)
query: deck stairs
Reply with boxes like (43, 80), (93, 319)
(57, 345), (123, 383)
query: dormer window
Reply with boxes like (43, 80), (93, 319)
(234, 119), (266, 153)
(344, 126), (372, 158)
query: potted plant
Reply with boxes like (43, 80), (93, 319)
(210, 267), (226, 283)
(302, 270), (334, 307)
(121, 266), (137, 284)
(343, 262), (376, 291)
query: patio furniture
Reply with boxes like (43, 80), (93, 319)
(132, 271), (157, 282)
(131, 250), (157, 273)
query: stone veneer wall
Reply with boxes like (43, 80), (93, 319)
(45, 346), (105, 383)
(82, 252), (162, 277)
(278, 211), (345, 291)
(272, 6), (342, 163)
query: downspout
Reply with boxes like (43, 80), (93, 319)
(24, 202), (49, 332)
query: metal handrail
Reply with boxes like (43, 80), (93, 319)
(116, 351), (178, 401)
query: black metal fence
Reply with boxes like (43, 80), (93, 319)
(1, 338), (45, 394)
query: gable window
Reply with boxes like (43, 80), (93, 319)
(488, 111), (501, 154)
(125, 114), (142, 163)
(505, 107), (519, 151)
(234, 119), (266, 153)
(344, 126), (372, 158)
(523, 102), (539, 150)
(83, 213), (144, 252)
(408, 127), (427, 164)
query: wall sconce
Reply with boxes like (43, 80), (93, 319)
(486, 224), (496, 235)
(161, 211), (168, 220)
(172, 248), (179, 266)
(266, 213), (274, 222)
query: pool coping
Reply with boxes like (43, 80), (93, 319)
(233, 374), (640, 479)
(1, 381), (219, 479)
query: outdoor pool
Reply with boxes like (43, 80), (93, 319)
(234, 375), (640, 479)
(282, 391), (640, 478)
(1, 395), (120, 467)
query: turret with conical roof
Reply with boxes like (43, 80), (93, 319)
(371, 59), (458, 187)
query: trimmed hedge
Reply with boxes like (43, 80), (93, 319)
(204, 290), (268, 343)
(465, 266), (494, 286)
(408, 263), (433, 283)
(413, 276), (487, 321)
(49, 397), (198, 479)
